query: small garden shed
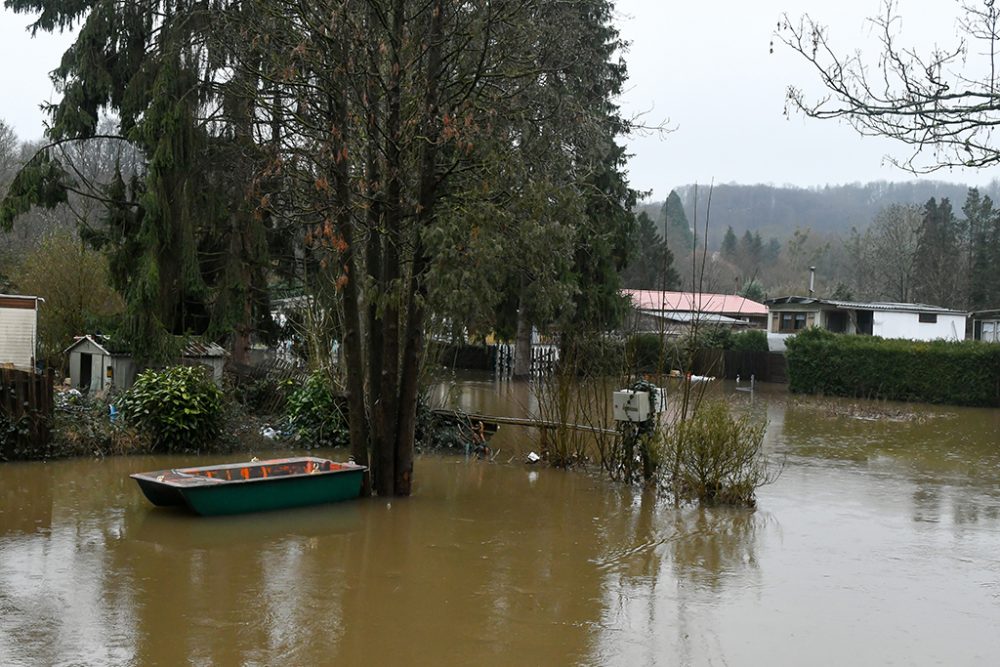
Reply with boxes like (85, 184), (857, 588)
(65, 335), (228, 392)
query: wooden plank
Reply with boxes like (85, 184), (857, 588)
(431, 409), (618, 436)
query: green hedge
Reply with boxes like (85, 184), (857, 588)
(785, 327), (1000, 407)
(731, 329), (769, 352)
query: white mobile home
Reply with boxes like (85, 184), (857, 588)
(765, 296), (967, 349)
(0, 294), (42, 370)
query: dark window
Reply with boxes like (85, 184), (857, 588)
(857, 310), (874, 335)
(826, 311), (848, 333)
(919, 313), (937, 324)
(779, 312), (807, 332)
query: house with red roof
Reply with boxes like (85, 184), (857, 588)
(623, 289), (768, 333)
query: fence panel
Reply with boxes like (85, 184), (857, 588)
(1, 368), (54, 458)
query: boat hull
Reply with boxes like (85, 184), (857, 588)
(130, 457), (366, 516)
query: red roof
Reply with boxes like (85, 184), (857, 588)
(623, 289), (768, 316)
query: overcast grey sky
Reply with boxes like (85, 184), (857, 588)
(2, 1), (996, 199)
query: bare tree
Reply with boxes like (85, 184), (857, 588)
(778, 0), (1000, 172)
(851, 203), (923, 302)
(0, 120), (17, 184)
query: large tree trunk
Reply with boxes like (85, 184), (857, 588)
(513, 289), (532, 378)
(328, 47), (370, 486)
(394, 0), (445, 497)
(373, 0), (406, 496)
(364, 5), (384, 489)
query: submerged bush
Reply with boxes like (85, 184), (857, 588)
(667, 401), (775, 507)
(285, 370), (348, 447)
(119, 365), (224, 452)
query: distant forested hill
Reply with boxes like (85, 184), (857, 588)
(637, 181), (1000, 246)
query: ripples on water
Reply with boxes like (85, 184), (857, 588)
(2, 381), (1000, 666)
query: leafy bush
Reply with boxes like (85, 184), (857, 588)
(730, 329), (769, 352)
(562, 336), (626, 377)
(285, 370), (349, 447)
(626, 333), (683, 373)
(694, 325), (734, 350)
(51, 394), (150, 457)
(0, 409), (31, 460)
(118, 365), (224, 452)
(785, 327), (1000, 407)
(667, 401), (775, 507)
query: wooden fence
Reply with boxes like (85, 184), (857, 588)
(0, 367), (54, 458)
(721, 351), (787, 383)
(685, 350), (787, 383)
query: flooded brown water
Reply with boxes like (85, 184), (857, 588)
(2, 378), (1000, 666)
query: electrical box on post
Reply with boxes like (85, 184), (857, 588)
(613, 390), (650, 422)
(651, 387), (667, 414)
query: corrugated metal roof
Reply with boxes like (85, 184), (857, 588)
(183, 339), (228, 357)
(64, 335), (228, 357)
(624, 289), (768, 316)
(64, 334), (121, 355)
(766, 295), (966, 315)
(640, 310), (750, 325)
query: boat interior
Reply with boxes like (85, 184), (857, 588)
(178, 458), (350, 482)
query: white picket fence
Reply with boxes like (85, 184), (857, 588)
(495, 343), (560, 378)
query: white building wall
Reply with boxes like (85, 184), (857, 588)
(873, 311), (966, 341)
(0, 307), (37, 369)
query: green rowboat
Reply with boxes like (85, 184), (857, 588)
(130, 457), (366, 516)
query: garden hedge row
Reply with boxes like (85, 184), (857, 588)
(785, 327), (1000, 407)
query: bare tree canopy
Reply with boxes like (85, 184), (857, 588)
(779, 0), (1000, 172)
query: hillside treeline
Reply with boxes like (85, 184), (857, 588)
(626, 183), (1000, 311)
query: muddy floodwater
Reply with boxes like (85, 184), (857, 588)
(2, 379), (1000, 666)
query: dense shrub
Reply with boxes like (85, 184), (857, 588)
(730, 329), (769, 352)
(119, 365), (224, 452)
(562, 336), (626, 376)
(285, 370), (349, 447)
(50, 393), (149, 457)
(0, 409), (31, 460)
(667, 401), (774, 507)
(693, 325), (734, 351)
(785, 327), (1000, 407)
(626, 333), (683, 373)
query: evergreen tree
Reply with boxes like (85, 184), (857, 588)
(764, 238), (782, 264)
(737, 230), (764, 273)
(659, 190), (694, 250)
(2, 0), (271, 362)
(737, 279), (766, 303)
(621, 211), (680, 290)
(720, 226), (738, 258)
(239, 0), (634, 494)
(913, 197), (961, 307)
(963, 188), (997, 310)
